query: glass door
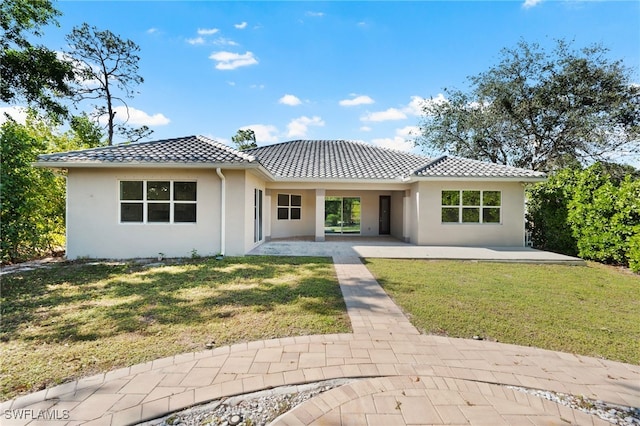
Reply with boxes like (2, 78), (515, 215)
(324, 197), (361, 234)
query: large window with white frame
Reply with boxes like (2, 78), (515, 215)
(120, 181), (197, 223)
(441, 190), (501, 224)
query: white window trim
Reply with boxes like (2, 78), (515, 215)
(441, 190), (502, 224)
(119, 180), (197, 224)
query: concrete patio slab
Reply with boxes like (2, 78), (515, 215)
(248, 237), (585, 264)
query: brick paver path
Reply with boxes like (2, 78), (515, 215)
(2, 256), (638, 425)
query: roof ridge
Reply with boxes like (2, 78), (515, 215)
(195, 135), (255, 162)
(247, 139), (429, 159)
(410, 155), (448, 175)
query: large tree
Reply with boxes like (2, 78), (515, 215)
(65, 23), (151, 145)
(1, 0), (74, 118)
(231, 128), (258, 150)
(418, 40), (640, 171)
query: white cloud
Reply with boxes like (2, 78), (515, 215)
(209, 51), (258, 70)
(522, 0), (543, 8)
(186, 36), (205, 45)
(146, 28), (158, 34)
(250, 84), (265, 90)
(112, 106), (170, 126)
(198, 28), (219, 35)
(235, 22), (248, 29)
(360, 126), (372, 132)
(361, 108), (407, 122)
(339, 95), (374, 107)
(213, 37), (239, 46)
(0, 106), (28, 125)
(287, 116), (325, 138)
(306, 11), (325, 17)
(412, 94), (448, 116)
(396, 125), (420, 137)
(371, 136), (414, 152)
(279, 94), (302, 106)
(242, 124), (279, 144)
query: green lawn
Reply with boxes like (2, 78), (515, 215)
(365, 259), (640, 365)
(0, 256), (350, 400)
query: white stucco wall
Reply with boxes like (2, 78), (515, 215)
(243, 172), (266, 253)
(66, 168), (222, 259)
(269, 189), (316, 238)
(412, 180), (526, 246)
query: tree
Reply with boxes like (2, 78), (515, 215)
(65, 23), (151, 145)
(0, 112), (104, 263)
(231, 128), (258, 150)
(1, 0), (74, 118)
(418, 39), (640, 171)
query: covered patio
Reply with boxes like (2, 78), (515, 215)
(248, 236), (585, 264)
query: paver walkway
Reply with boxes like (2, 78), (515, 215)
(2, 256), (638, 425)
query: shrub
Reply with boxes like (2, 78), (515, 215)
(527, 164), (640, 271)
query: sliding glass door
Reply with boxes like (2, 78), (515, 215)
(324, 197), (361, 234)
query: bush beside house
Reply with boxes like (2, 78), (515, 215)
(527, 164), (640, 272)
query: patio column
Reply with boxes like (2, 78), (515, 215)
(265, 189), (272, 241)
(403, 189), (411, 243)
(315, 189), (325, 242)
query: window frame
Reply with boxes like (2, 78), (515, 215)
(441, 190), (501, 224)
(277, 193), (302, 221)
(119, 180), (197, 224)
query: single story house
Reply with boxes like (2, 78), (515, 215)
(35, 135), (546, 259)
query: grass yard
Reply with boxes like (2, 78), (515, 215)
(0, 256), (350, 400)
(365, 259), (640, 365)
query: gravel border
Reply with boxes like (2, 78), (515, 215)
(139, 378), (357, 426)
(139, 378), (640, 426)
(507, 385), (640, 426)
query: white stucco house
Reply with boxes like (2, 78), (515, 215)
(35, 135), (546, 259)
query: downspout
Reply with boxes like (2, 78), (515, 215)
(216, 168), (226, 258)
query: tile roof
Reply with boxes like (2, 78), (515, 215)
(36, 135), (545, 180)
(245, 139), (430, 180)
(36, 135), (255, 165)
(413, 156), (546, 179)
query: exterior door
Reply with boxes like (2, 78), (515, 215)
(379, 196), (391, 235)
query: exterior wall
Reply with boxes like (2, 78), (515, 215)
(66, 168), (222, 259)
(243, 171), (266, 253)
(222, 169), (247, 256)
(390, 191), (404, 239)
(415, 181), (526, 246)
(66, 168), (528, 259)
(269, 189), (316, 238)
(408, 183), (420, 244)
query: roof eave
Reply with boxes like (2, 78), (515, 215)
(406, 176), (547, 183)
(33, 161), (259, 170)
(270, 177), (407, 184)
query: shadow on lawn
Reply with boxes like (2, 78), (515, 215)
(0, 256), (346, 343)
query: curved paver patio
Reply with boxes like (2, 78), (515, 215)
(2, 256), (637, 425)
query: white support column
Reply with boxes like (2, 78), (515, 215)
(403, 189), (411, 243)
(315, 189), (325, 242)
(264, 189), (272, 241)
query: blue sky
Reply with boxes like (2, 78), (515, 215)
(3, 0), (639, 154)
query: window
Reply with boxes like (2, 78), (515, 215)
(277, 193), (301, 220)
(441, 190), (501, 224)
(120, 181), (197, 223)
